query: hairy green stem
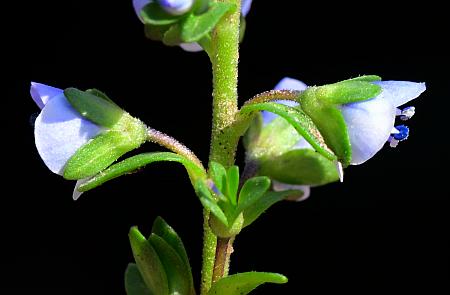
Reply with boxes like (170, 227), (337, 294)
(201, 0), (241, 294)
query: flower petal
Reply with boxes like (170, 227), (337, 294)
(30, 82), (63, 109)
(341, 92), (396, 165)
(133, 0), (151, 22)
(274, 77), (308, 91)
(34, 93), (103, 175)
(180, 42), (203, 52)
(159, 0), (193, 15)
(272, 180), (310, 202)
(374, 81), (426, 107)
(241, 0), (253, 17)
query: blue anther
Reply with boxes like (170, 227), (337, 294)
(393, 125), (409, 141)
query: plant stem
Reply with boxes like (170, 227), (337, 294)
(212, 237), (235, 282)
(200, 0), (241, 294)
(208, 0), (241, 167)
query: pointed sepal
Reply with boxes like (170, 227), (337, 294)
(208, 272), (288, 295)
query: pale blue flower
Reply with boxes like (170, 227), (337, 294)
(31, 82), (103, 175)
(273, 77), (426, 165)
(133, 0), (253, 52)
(257, 77), (425, 200)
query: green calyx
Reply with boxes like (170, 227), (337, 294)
(299, 75), (382, 166)
(245, 114), (339, 186)
(62, 88), (147, 180)
(140, 0), (235, 50)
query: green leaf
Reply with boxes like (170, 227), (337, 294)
(149, 234), (191, 295)
(195, 179), (229, 226)
(199, 197), (228, 227)
(141, 2), (183, 25)
(226, 166), (239, 206)
(151, 217), (195, 295)
(129, 227), (169, 295)
(240, 102), (337, 162)
(243, 190), (300, 228)
(208, 272), (288, 295)
(145, 24), (172, 41)
(64, 131), (137, 180)
(181, 2), (235, 42)
(162, 24), (183, 46)
(125, 263), (152, 295)
(259, 148), (339, 186)
(64, 88), (123, 127)
(209, 161), (227, 193)
(237, 176), (270, 213)
(77, 152), (206, 192)
(315, 81), (382, 104)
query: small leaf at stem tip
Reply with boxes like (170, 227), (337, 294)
(226, 166), (239, 206)
(237, 176), (271, 213)
(243, 190), (300, 228)
(181, 2), (235, 42)
(141, 2), (183, 25)
(77, 152), (206, 192)
(208, 271), (288, 295)
(124, 263), (152, 295)
(128, 227), (169, 295)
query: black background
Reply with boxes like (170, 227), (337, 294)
(2, 1), (448, 294)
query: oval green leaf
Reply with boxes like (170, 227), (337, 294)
(237, 176), (270, 213)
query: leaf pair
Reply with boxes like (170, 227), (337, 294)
(127, 217), (195, 295)
(141, 1), (235, 47)
(197, 162), (304, 236)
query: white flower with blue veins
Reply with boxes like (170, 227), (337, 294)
(31, 82), (103, 175)
(133, 0), (253, 52)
